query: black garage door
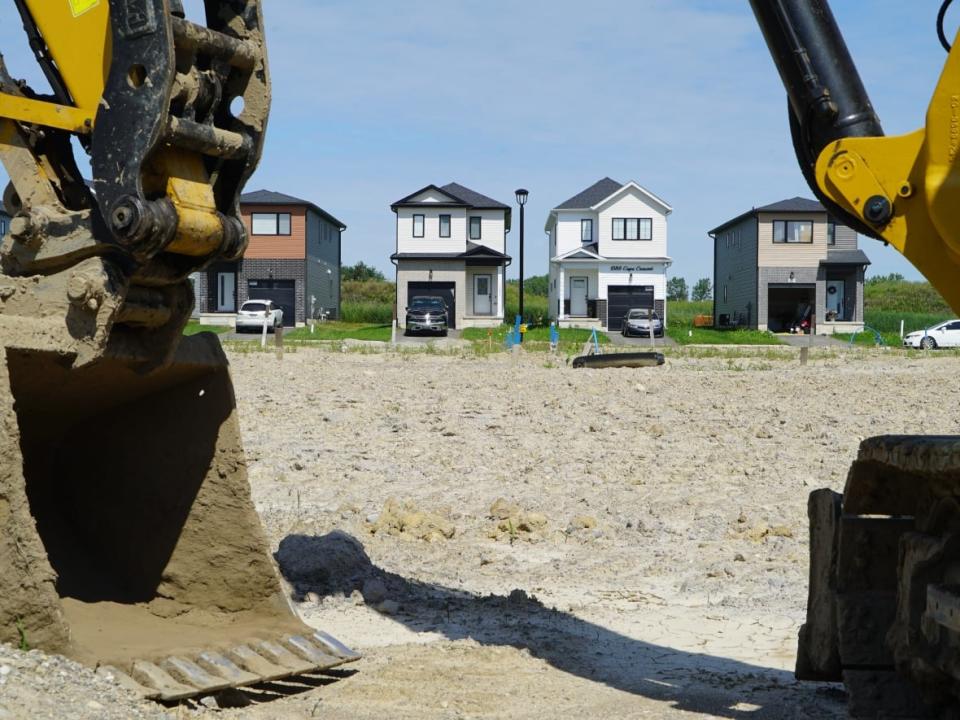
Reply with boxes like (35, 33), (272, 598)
(767, 285), (814, 333)
(248, 279), (295, 326)
(607, 285), (654, 330)
(407, 281), (456, 329)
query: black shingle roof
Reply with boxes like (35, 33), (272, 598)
(709, 196), (827, 234)
(241, 189), (346, 230)
(440, 183), (510, 210)
(823, 250), (871, 266)
(555, 178), (623, 209)
(756, 196), (824, 213)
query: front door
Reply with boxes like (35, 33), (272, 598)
(826, 281), (845, 320)
(474, 275), (492, 315)
(217, 272), (236, 312)
(570, 277), (588, 316)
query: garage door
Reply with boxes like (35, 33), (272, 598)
(607, 285), (654, 331)
(248, 279), (296, 326)
(767, 285), (814, 333)
(407, 281), (456, 329)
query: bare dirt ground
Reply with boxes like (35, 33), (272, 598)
(4, 344), (957, 719)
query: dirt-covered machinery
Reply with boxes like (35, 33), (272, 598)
(750, 1), (960, 716)
(0, 0), (356, 702)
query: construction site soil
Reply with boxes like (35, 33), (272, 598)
(3, 345), (956, 719)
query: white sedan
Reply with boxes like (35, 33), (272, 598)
(235, 300), (284, 332)
(903, 319), (960, 349)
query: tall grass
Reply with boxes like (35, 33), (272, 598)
(341, 302), (394, 324)
(864, 309), (954, 335)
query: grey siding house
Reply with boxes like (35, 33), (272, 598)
(710, 197), (870, 334)
(195, 190), (345, 326)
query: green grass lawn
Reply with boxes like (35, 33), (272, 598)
(183, 321), (230, 336)
(666, 326), (782, 345)
(665, 301), (780, 345)
(461, 324), (609, 353)
(283, 322), (392, 342)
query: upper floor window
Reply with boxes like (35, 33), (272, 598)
(827, 222), (836, 246)
(252, 212), (291, 236)
(413, 214), (425, 238)
(0, 218), (6, 237)
(773, 219), (813, 244)
(469, 216), (482, 240)
(439, 214), (451, 238)
(612, 217), (653, 241)
(581, 219), (593, 243)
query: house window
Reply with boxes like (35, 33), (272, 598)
(723, 284), (728, 303)
(613, 217), (653, 241)
(413, 214), (425, 238)
(581, 219), (593, 243)
(251, 212), (291, 236)
(469, 216), (482, 240)
(439, 214), (451, 238)
(827, 222), (836, 246)
(773, 220), (813, 244)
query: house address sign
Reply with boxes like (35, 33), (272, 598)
(609, 265), (654, 272)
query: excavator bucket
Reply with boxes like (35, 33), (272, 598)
(0, 330), (358, 700)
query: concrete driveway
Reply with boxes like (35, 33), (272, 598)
(607, 331), (677, 348)
(394, 328), (463, 345)
(777, 333), (848, 348)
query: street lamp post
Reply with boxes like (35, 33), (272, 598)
(515, 188), (529, 329)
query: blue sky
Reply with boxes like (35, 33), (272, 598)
(0, 1), (951, 282)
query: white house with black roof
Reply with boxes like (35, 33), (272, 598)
(546, 178), (673, 331)
(390, 182), (511, 329)
(709, 197), (870, 334)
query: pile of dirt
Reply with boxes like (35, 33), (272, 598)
(366, 498), (455, 542)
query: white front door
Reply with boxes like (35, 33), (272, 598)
(474, 275), (492, 315)
(826, 281), (844, 320)
(217, 272), (236, 312)
(570, 277), (588, 316)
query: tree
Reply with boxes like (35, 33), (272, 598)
(341, 261), (385, 282)
(691, 277), (713, 302)
(866, 272), (905, 286)
(522, 274), (549, 297)
(667, 276), (688, 301)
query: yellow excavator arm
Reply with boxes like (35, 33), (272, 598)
(0, 1), (358, 703)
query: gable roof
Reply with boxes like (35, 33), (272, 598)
(441, 183), (510, 210)
(390, 184), (469, 208)
(554, 243), (602, 261)
(709, 196), (828, 235)
(392, 182), (510, 210)
(556, 178), (624, 210)
(547, 179), (672, 233)
(241, 189), (346, 230)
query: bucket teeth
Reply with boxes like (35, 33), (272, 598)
(313, 630), (362, 661)
(196, 651), (261, 687)
(225, 644), (294, 682)
(97, 665), (161, 700)
(254, 639), (316, 674)
(98, 631), (361, 702)
(282, 635), (341, 668)
(131, 661), (197, 702)
(161, 656), (233, 693)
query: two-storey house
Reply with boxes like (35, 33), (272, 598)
(546, 178), (673, 331)
(710, 197), (870, 334)
(390, 183), (511, 329)
(195, 190), (346, 327)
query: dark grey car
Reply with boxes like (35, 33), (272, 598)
(405, 296), (449, 335)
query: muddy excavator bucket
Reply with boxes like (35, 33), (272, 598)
(0, 330), (357, 701)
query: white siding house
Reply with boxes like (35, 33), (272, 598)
(391, 183), (511, 329)
(546, 178), (672, 330)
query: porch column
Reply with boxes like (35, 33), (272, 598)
(498, 267), (505, 319)
(558, 266), (565, 320)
